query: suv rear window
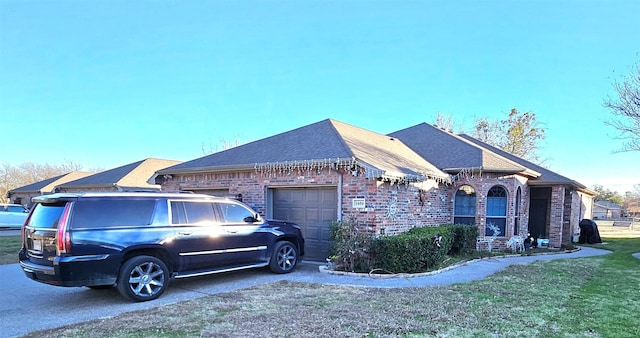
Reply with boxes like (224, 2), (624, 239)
(70, 199), (157, 229)
(27, 202), (67, 229)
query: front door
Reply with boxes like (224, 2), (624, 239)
(529, 198), (548, 238)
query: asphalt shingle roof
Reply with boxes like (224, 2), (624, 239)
(456, 134), (588, 189)
(389, 123), (533, 174)
(159, 119), (449, 181)
(9, 171), (92, 193)
(57, 158), (181, 189)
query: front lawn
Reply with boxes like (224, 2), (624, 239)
(0, 235), (20, 265)
(23, 237), (640, 337)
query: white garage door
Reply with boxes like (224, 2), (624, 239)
(272, 187), (337, 262)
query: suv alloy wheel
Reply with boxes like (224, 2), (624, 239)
(269, 241), (298, 273)
(117, 256), (170, 302)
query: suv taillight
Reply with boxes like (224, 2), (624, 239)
(56, 203), (72, 255)
(21, 211), (34, 249)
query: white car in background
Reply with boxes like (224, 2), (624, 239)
(0, 203), (29, 228)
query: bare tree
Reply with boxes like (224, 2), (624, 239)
(0, 161), (85, 203)
(472, 117), (503, 144)
(604, 59), (640, 152)
(201, 136), (243, 155)
(434, 112), (457, 132)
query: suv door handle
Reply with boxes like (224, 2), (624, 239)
(225, 229), (238, 234)
(178, 232), (192, 236)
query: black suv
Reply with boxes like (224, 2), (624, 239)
(19, 192), (304, 301)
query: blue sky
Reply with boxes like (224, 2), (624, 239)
(1, 0), (639, 193)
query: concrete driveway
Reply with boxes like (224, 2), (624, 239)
(0, 246), (611, 338)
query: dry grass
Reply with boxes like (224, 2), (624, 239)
(25, 247), (640, 338)
(11, 232), (640, 337)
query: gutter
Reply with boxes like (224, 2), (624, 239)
(156, 158), (359, 175)
(444, 166), (541, 178)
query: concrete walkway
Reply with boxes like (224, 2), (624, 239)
(295, 246), (612, 288)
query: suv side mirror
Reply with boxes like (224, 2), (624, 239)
(243, 216), (258, 223)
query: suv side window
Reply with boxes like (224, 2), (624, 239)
(218, 202), (255, 223)
(171, 201), (216, 224)
(71, 199), (156, 229)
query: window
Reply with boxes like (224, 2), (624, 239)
(71, 199), (156, 228)
(514, 187), (522, 236)
(219, 202), (255, 223)
(26, 202), (67, 229)
(454, 185), (476, 225)
(485, 186), (507, 237)
(171, 201), (216, 224)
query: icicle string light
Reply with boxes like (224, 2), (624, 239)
(254, 158), (453, 185)
(254, 158), (358, 177)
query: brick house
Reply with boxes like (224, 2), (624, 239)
(156, 119), (594, 261)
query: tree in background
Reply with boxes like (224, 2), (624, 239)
(471, 108), (546, 162)
(592, 184), (625, 206)
(623, 184), (640, 218)
(604, 59), (640, 152)
(472, 117), (503, 145)
(434, 112), (458, 133)
(201, 136), (243, 155)
(0, 161), (84, 204)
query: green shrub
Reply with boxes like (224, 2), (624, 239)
(447, 224), (479, 255)
(373, 226), (454, 273)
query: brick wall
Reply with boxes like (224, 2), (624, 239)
(162, 166), (453, 235)
(161, 166), (539, 249)
(548, 186), (565, 248)
(340, 169), (452, 236)
(162, 166), (591, 251)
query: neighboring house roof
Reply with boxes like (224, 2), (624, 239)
(8, 171), (93, 194)
(389, 123), (540, 177)
(56, 158), (182, 191)
(158, 119), (450, 182)
(594, 200), (622, 210)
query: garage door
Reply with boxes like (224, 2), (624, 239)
(272, 187), (337, 262)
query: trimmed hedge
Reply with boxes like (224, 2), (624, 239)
(373, 226), (454, 273)
(448, 224), (480, 255)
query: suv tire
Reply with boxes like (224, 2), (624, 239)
(117, 256), (169, 302)
(269, 241), (298, 274)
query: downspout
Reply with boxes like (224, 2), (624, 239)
(333, 163), (343, 222)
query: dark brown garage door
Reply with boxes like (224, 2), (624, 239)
(272, 187), (337, 262)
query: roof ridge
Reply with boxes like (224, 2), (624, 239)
(327, 119), (365, 158)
